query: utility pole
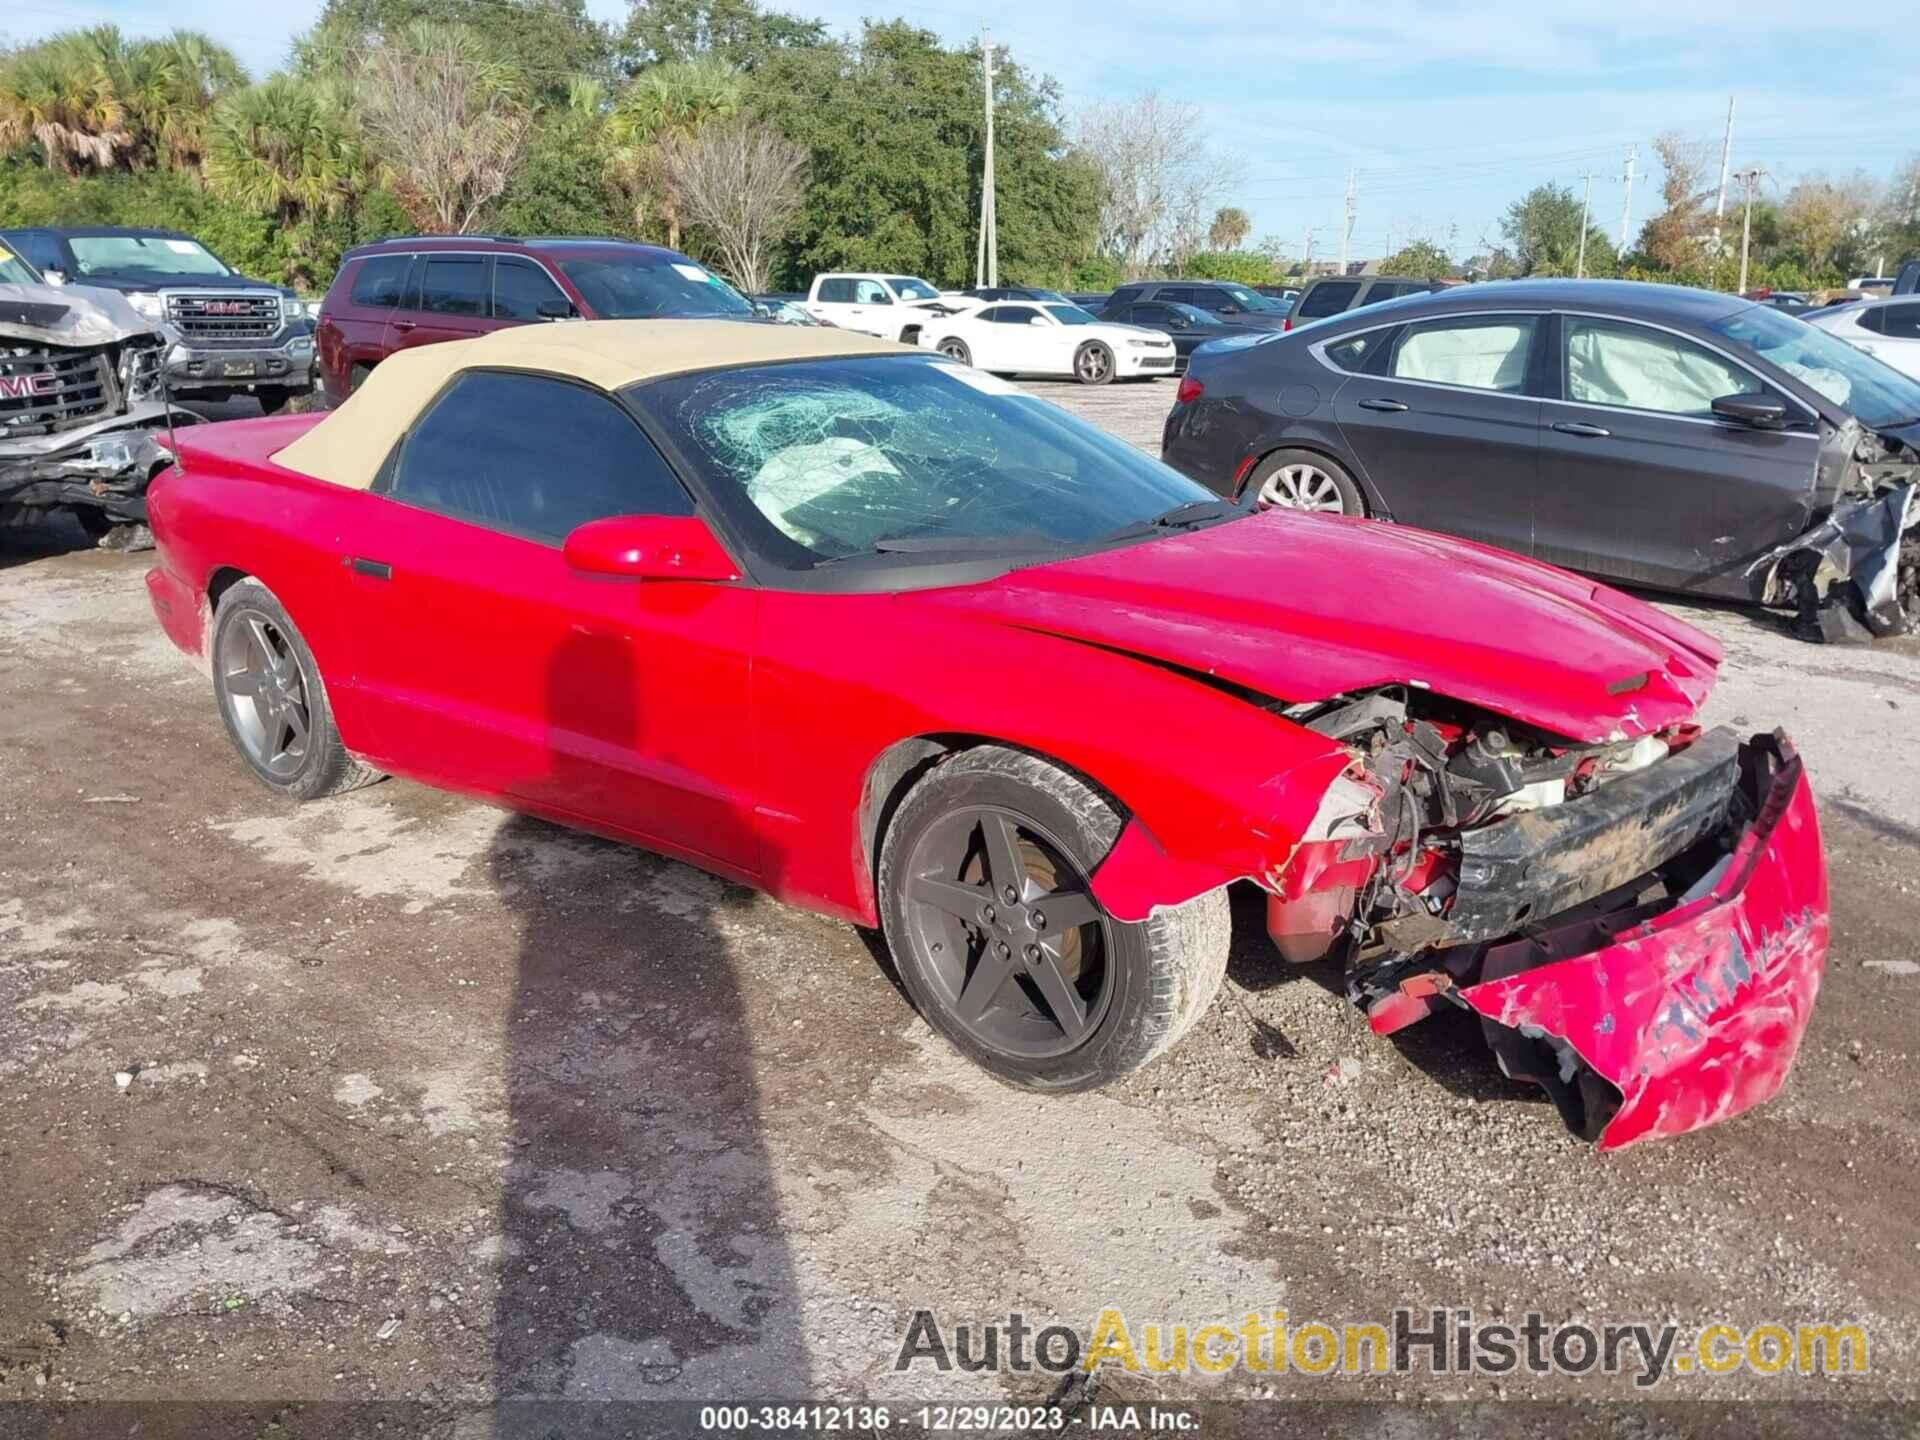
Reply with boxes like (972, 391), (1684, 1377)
(1712, 94), (1736, 247)
(1576, 170), (1595, 278)
(974, 25), (997, 290)
(1736, 167), (1763, 295)
(1338, 169), (1357, 273)
(1618, 143), (1637, 249)
(1302, 225), (1316, 273)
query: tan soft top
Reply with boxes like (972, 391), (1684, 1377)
(275, 319), (906, 490)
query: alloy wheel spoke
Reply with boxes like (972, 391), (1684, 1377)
(1031, 889), (1097, 940)
(282, 702), (309, 744)
(1027, 949), (1089, 1039)
(955, 943), (1017, 1022)
(224, 669), (263, 701)
(978, 813), (1027, 902)
(912, 874), (987, 922)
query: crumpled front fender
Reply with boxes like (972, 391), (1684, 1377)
(1749, 481), (1915, 639)
(1458, 734), (1828, 1150)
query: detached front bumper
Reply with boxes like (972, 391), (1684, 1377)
(163, 334), (315, 394)
(0, 403), (186, 522)
(1457, 733), (1828, 1150)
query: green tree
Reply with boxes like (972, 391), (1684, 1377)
(1182, 250), (1274, 284)
(620, 0), (827, 72)
(495, 107), (632, 239)
(1500, 182), (1614, 275)
(306, 0), (611, 104)
(606, 56), (743, 248)
(750, 22), (1096, 289)
(1379, 238), (1453, 278)
(0, 27), (244, 175)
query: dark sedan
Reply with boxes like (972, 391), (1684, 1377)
(1096, 299), (1232, 371)
(1162, 279), (1920, 637)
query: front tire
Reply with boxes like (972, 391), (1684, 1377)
(211, 578), (382, 800)
(1245, 448), (1364, 515)
(878, 746), (1229, 1091)
(1074, 341), (1115, 386)
(255, 386), (292, 415)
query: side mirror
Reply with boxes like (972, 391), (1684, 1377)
(42, 268), (68, 286)
(563, 514), (739, 582)
(536, 299), (576, 320)
(1710, 392), (1789, 429)
(1218, 305), (1240, 315)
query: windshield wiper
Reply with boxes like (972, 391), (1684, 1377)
(1098, 499), (1239, 543)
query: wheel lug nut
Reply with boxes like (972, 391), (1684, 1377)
(996, 941), (1011, 960)
(982, 905), (996, 924)
(1030, 911), (1045, 931)
(1003, 885), (1018, 903)
(1025, 945), (1040, 964)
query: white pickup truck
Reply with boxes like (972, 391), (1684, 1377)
(803, 272), (969, 343)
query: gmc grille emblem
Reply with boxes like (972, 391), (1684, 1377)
(202, 301), (254, 315)
(0, 372), (57, 400)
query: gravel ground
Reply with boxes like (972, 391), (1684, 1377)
(1, 382), (1916, 1434)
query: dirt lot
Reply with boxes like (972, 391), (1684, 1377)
(1, 381), (1917, 1434)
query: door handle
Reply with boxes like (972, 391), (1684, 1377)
(347, 556), (392, 580)
(392, 320), (416, 333)
(1356, 398), (1409, 412)
(1552, 420), (1611, 438)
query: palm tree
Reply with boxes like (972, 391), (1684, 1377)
(0, 30), (128, 173)
(206, 75), (359, 225)
(0, 25), (243, 174)
(608, 57), (743, 249)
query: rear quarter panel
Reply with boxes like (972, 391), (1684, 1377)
(148, 417), (374, 736)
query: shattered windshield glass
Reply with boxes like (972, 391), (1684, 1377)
(1712, 304), (1920, 429)
(631, 355), (1221, 569)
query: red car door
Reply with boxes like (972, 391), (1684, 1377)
(334, 369), (760, 875)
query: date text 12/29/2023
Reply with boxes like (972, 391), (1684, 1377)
(697, 1404), (1202, 1433)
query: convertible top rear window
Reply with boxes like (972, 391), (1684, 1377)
(629, 355), (1216, 571)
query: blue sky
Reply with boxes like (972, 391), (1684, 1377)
(9, 0), (1919, 263)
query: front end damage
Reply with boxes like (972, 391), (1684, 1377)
(1265, 690), (1828, 1149)
(1, 283), (191, 543)
(1751, 419), (1919, 642)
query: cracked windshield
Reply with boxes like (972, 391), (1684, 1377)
(636, 356), (1219, 565)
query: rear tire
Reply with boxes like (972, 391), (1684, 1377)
(211, 578), (383, 800)
(937, 338), (972, 365)
(1245, 448), (1364, 515)
(1074, 341), (1115, 386)
(348, 363), (372, 396)
(878, 745), (1229, 1091)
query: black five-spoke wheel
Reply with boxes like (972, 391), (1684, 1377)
(902, 805), (1111, 1057)
(878, 745), (1231, 1090)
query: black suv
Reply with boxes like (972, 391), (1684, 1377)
(0, 226), (314, 412)
(1285, 274), (1444, 330)
(1894, 259), (1920, 296)
(1094, 280), (1289, 330)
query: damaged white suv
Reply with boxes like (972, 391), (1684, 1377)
(0, 247), (195, 548)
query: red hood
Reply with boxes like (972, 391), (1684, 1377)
(924, 511), (1720, 743)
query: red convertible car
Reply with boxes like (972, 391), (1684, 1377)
(144, 321), (1829, 1148)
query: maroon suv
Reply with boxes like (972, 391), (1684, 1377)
(315, 236), (757, 399)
